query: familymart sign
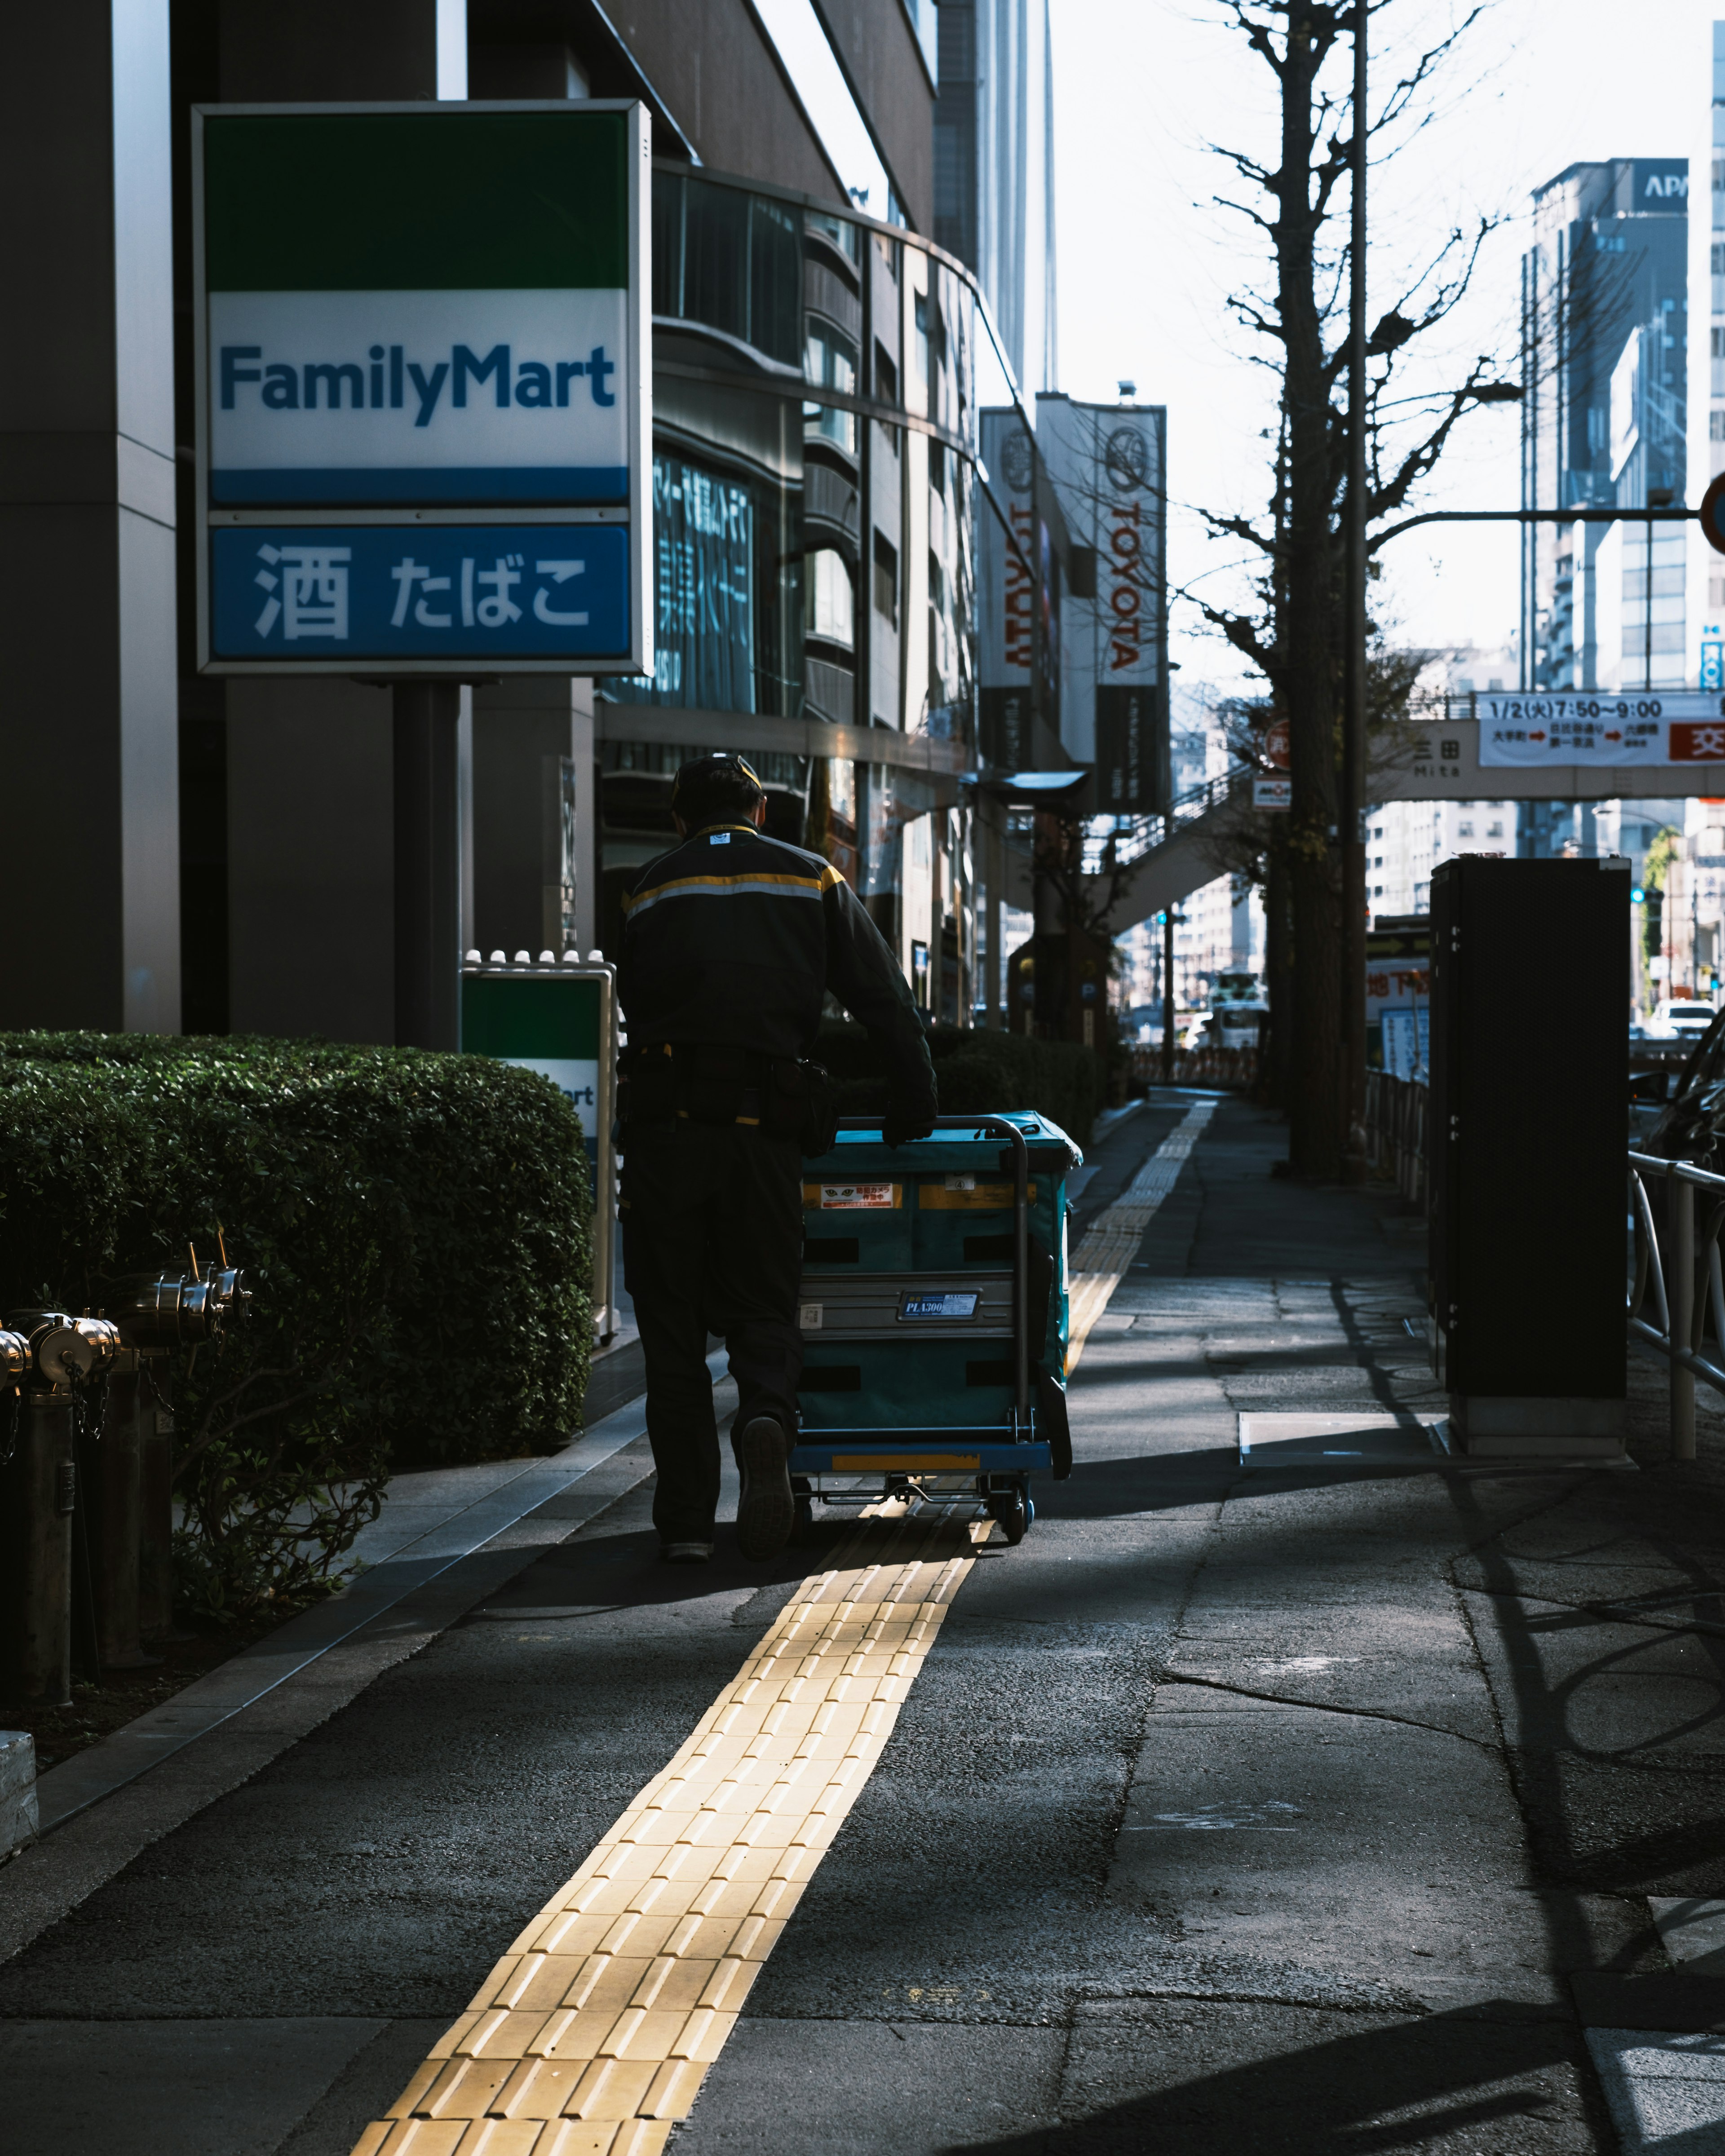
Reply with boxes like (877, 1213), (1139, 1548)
(193, 102), (650, 674)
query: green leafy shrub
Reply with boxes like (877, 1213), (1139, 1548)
(0, 1037), (590, 1617)
(816, 1021), (1099, 1148)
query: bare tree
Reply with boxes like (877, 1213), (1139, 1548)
(1188, 0), (1496, 1176)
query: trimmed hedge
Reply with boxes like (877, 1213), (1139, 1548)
(0, 1036), (590, 1616)
(816, 1021), (1099, 1148)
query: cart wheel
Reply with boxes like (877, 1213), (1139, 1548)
(988, 1486), (1031, 1546)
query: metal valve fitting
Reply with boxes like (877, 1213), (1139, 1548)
(6, 1310), (122, 1388)
(0, 1330), (29, 1387)
(105, 1271), (232, 1349)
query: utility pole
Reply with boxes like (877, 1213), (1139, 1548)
(1161, 909), (1177, 1085)
(1340, 0), (1369, 1184)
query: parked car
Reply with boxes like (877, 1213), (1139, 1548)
(1644, 998), (1719, 1041)
(1637, 1008), (1725, 1171)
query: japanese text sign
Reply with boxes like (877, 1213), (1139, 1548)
(194, 102), (651, 674)
(1478, 694), (1725, 766)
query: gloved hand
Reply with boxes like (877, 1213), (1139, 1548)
(883, 1101), (937, 1148)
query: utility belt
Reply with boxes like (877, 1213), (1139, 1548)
(619, 1042), (838, 1156)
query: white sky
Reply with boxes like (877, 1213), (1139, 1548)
(1052, 0), (1715, 691)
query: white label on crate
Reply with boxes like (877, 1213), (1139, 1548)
(944, 1174), (976, 1191)
(820, 1183), (893, 1209)
(900, 1292), (981, 1321)
(799, 1303), (823, 1330)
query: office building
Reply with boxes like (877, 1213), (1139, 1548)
(1687, 22), (1725, 672)
(933, 0), (1057, 394)
(1520, 156), (1688, 692)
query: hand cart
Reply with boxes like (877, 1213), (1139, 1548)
(790, 1111), (1080, 1542)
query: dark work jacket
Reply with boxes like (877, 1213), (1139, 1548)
(618, 822), (937, 1112)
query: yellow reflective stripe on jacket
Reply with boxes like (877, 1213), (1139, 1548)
(621, 864), (844, 918)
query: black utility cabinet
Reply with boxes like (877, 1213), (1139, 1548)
(1429, 854), (1628, 1454)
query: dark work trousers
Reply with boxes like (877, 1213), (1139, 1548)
(621, 1118), (804, 1544)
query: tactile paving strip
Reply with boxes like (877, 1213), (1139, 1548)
(1066, 1097), (1216, 1364)
(351, 1506), (986, 2156)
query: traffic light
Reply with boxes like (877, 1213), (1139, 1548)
(1630, 884), (1646, 905)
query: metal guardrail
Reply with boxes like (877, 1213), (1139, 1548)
(1128, 1044), (1258, 1090)
(1366, 1071), (1428, 1205)
(1626, 1149), (1725, 1463)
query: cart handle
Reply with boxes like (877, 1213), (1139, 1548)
(832, 1113), (1032, 1435)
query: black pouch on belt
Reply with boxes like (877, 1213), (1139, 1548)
(796, 1060), (838, 1156)
(761, 1057), (810, 1142)
(619, 1042), (677, 1127)
(681, 1042), (749, 1123)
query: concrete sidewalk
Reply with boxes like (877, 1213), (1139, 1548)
(1, 1093), (1721, 2154)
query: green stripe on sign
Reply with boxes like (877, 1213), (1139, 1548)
(205, 111), (629, 292)
(462, 976), (602, 1059)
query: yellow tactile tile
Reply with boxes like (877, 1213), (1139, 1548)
(457, 2122), (548, 2156)
(350, 1511), (984, 2154)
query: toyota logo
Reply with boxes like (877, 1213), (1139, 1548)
(1105, 426), (1149, 491)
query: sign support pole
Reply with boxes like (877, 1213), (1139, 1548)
(394, 681), (462, 1049)
(1340, 4), (1370, 1186)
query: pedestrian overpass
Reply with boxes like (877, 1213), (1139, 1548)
(1004, 717), (1725, 932)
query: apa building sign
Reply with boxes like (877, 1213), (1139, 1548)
(194, 102), (651, 674)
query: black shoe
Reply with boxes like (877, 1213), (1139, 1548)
(735, 1415), (795, 1561)
(659, 1540), (713, 1564)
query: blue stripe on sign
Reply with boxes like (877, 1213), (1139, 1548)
(210, 466), (630, 506)
(210, 523), (630, 661)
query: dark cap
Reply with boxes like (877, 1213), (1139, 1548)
(671, 752), (765, 809)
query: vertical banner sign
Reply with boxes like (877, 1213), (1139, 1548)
(978, 409), (1037, 770)
(1035, 397), (1168, 814)
(194, 102), (651, 675)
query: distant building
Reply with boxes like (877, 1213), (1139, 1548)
(1520, 157), (1689, 691)
(1686, 22), (1725, 685)
(933, 0), (1057, 393)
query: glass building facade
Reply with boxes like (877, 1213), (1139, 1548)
(595, 163), (984, 1022)
(1520, 157), (1690, 690)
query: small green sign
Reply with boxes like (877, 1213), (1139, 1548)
(462, 975), (602, 1132)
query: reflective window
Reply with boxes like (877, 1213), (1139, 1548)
(805, 327), (858, 455)
(613, 169), (982, 927)
(652, 173), (801, 368)
(609, 448), (800, 715)
(807, 548), (855, 649)
(806, 209), (860, 266)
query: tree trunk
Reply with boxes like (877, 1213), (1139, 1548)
(1277, 0), (1343, 1178)
(1263, 846), (1295, 1109)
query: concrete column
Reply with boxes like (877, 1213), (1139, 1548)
(217, 0), (458, 1047)
(571, 679), (598, 959)
(394, 684), (461, 1048)
(227, 680), (394, 1040)
(473, 677), (595, 960)
(0, 1), (180, 1031)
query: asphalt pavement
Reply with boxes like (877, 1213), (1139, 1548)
(1, 1091), (1722, 2154)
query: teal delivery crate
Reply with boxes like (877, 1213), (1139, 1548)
(791, 1112), (1081, 1542)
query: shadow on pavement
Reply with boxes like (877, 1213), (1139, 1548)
(947, 1999), (1597, 2155)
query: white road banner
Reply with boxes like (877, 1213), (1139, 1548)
(1479, 693), (1725, 765)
